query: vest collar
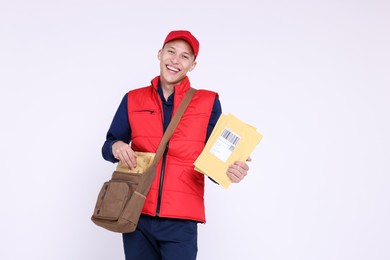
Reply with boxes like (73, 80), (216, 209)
(151, 76), (191, 95)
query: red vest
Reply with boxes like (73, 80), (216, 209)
(127, 76), (217, 223)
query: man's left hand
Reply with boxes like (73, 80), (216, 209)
(227, 157), (251, 183)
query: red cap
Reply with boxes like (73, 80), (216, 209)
(163, 30), (199, 59)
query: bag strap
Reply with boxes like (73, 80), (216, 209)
(152, 87), (197, 166)
(136, 87), (197, 194)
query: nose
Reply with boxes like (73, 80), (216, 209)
(170, 53), (179, 64)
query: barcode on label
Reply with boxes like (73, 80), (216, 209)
(221, 128), (240, 151)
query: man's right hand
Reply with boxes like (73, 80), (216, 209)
(112, 141), (137, 169)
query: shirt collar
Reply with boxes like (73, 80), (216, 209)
(157, 79), (174, 105)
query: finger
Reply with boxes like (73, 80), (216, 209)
(115, 152), (126, 166)
(120, 149), (136, 169)
(125, 150), (137, 169)
(227, 165), (246, 183)
(227, 170), (241, 183)
(234, 161), (249, 171)
(115, 147), (137, 169)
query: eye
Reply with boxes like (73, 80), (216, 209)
(182, 54), (190, 60)
(167, 49), (175, 54)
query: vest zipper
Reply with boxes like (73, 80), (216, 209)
(156, 145), (168, 217)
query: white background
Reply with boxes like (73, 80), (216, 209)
(1, 0), (389, 259)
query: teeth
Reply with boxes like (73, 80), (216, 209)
(167, 65), (179, 72)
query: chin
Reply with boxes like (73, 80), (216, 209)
(163, 75), (184, 85)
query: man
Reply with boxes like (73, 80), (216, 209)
(102, 30), (250, 260)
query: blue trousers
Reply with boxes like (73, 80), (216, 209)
(122, 215), (198, 260)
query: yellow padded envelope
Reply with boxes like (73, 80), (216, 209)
(194, 113), (263, 189)
(116, 152), (155, 174)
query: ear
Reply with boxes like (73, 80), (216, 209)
(157, 49), (162, 61)
(189, 60), (197, 72)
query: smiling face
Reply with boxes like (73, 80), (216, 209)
(157, 39), (197, 95)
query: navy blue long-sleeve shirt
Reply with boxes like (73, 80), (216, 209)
(102, 84), (222, 163)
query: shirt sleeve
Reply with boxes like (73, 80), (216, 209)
(206, 95), (222, 184)
(101, 93), (132, 163)
(206, 95), (222, 141)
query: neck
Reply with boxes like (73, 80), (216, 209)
(161, 83), (174, 100)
